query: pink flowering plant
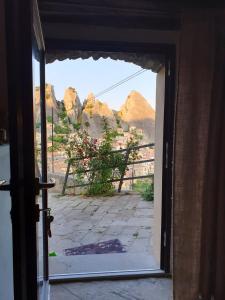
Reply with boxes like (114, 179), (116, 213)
(64, 118), (142, 196)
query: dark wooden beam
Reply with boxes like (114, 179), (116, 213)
(45, 39), (175, 54)
(40, 15), (180, 31)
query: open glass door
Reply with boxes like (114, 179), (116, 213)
(0, 2), (14, 299)
(32, 37), (46, 298)
(3, 0), (52, 298)
(33, 1), (53, 298)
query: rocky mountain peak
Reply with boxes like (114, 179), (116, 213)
(83, 93), (114, 118)
(63, 87), (82, 123)
(82, 92), (117, 138)
(35, 84), (59, 122)
(45, 84), (58, 108)
(86, 92), (95, 101)
(35, 84), (155, 142)
(118, 90), (155, 142)
(119, 90), (155, 120)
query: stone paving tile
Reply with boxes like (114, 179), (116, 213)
(126, 217), (153, 227)
(50, 278), (172, 300)
(135, 227), (152, 239)
(104, 226), (123, 236)
(124, 201), (139, 210)
(129, 239), (152, 253)
(136, 201), (154, 209)
(79, 232), (104, 245)
(91, 226), (108, 234)
(134, 208), (153, 217)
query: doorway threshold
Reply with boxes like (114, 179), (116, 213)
(49, 268), (168, 283)
(49, 252), (159, 273)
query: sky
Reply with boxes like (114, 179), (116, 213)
(42, 58), (156, 110)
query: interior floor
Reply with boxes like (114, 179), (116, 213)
(50, 278), (172, 300)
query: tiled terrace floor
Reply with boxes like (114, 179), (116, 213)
(50, 278), (172, 300)
(47, 192), (159, 274)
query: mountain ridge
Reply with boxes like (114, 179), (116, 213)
(35, 84), (155, 142)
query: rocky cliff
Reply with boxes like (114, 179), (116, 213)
(63, 87), (82, 123)
(35, 84), (59, 122)
(35, 85), (155, 142)
(118, 90), (155, 142)
(82, 92), (117, 138)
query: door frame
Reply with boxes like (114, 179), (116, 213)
(5, 0), (38, 297)
(160, 50), (175, 273)
(5, 0), (175, 294)
(45, 39), (176, 280)
(5, 0), (48, 299)
(33, 0), (50, 283)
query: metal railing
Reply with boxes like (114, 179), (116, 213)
(62, 143), (154, 195)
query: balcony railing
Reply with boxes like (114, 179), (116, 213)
(62, 143), (155, 195)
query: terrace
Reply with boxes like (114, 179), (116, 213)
(47, 192), (158, 276)
(43, 143), (160, 277)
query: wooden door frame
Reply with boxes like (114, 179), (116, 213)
(5, 0), (175, 294)
(45, 39), (176, 277)
(160, 50), (175, 273)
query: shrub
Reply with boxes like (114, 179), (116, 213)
(54, 124), (71, 134)
(67, 118), (125, 196)
(73, 123), (81, 130)
(52, 135), (68, 144)
(36, 122), (41, 129)
(48, 144), (61, 152)
(133, 180), (154, 201)
(58, 110), (67, 120)
(47, 116), (53, 123)
(141, 183), (154, 201)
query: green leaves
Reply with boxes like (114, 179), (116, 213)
(133, 180), (154, 201)
(141, 183), (154, 201)
(54, 115), (143, 196)
(54, 124), (71, 134)
(46, 115), (53, 123)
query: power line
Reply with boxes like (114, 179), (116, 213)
(95, 69), (146, 98)
(94, 69), (147, 98)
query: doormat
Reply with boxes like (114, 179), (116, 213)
(64, 239), (126, 256)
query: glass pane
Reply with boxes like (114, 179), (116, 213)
(0, 144), (14, 299)
(0, 8), (14, 297)
(32, 39), (44, 296)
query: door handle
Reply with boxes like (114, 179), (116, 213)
(0, 178), (56, 193)
(35, 177), (55, 195)
(35, 205), (54, 231)
(0, 180), (10, 191)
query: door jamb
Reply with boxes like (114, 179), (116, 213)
(45, 40), (176, 278)
(5, 0), (37, 298)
